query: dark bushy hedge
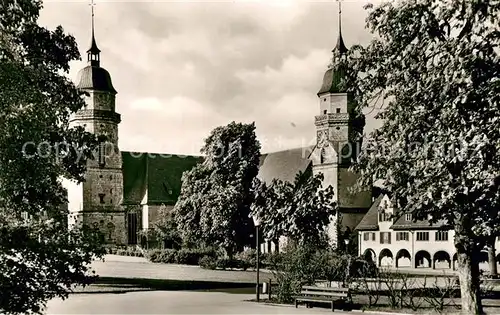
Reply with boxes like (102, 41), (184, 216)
(146, 248), (177, 263)
(176, 248), (215, 265)
(106, 246), (144, 257)
(199, 256), (217, 270)
(145, 247), (216, 265)
(111, 246), (270, 270)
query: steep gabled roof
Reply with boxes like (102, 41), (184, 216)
(257, 147), (313, 184)
(146, 153), (202, 205)
(337, 167), (372, 209)
(123, 146), (321, 207)
(121, 151), (201, 205)
(390, 215), (449, 230)
(354, 194), (382, 231)
(122, 151), (148, 205)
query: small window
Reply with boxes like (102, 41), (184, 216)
(435, 231), (449, 241)
(98, 193), (105, 204)
(323, 98), (326, 102)
(405, 214), (412, 221)
(336, 108), (341, 113)
(396, 232), (409, 241)
(380, 232), (391, 244)
(364, 232), (375, 241)
(99, 175), (103, 178)
(336, 127), (340, 130)
(110, 188), (113, 193)
(379, 212), (391, 222)
(110, 175), (112, 180)
(416, 231), (429, 241)
(323, 110), (327, 114)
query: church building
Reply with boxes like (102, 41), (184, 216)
(65, 3), (373, 248)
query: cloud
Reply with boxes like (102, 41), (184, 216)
(38, 1), (378, 155)
(128, 95), (223, 122)
(235, 49), (329, 98)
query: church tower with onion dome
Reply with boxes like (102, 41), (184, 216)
(310, 0), (372, 247)
(66, 2), (127, 245)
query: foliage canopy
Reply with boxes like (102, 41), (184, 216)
(0, 0), (105, 313)
(343, 1), (500, 313)
(251, 171), (337, 246)
(174, 122), (261, 256)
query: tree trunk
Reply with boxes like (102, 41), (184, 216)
(456, 249), (483, 314)
(487, 237), (497, 277)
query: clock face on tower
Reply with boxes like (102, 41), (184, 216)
(94, 92), (113, 111)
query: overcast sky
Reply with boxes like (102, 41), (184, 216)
(39, 0), (383, 155)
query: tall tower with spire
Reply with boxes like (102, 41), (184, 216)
(310, 0), (371, 247)
(67, 0), (126, 245)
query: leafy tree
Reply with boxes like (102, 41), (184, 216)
(0, 0), (105, 314)
(343, 1), (500, 313)
(251, 172), (337, 247)
(149, 204), (181, 249)
(175, 122), (261, 257)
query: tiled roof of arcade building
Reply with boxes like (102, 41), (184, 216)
(355, 191), (450, 232)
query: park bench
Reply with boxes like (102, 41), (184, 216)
(294, 285), (353, 311)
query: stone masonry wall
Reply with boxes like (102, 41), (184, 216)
(69, 88), (127, 246)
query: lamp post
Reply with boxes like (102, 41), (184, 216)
(252, 215), (261, 302)
(344, 238), (351, 287)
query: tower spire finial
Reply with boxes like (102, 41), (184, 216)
(87, 0), (101, 66)
(334, 0), (347, 56)
(338, 0), (342, 34)
(91, 0), (95, 37)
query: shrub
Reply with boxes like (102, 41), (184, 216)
(235, 248), (256, 270)
(266, 244), (377, 303)
(115, 249), (128, 256)
(106, 247), (118, 255)
(145, 249), (161, 262)
(160, 249), (177, 263)
(112, 246), (144, 257)
(260, 252), (270, 268)
(262, 251), (280, 269)
(352, 260), (383, 307)
(125, 247), (144, 257)
(146, 249), (177, 263)
(145, 247), (218, 265)
(421, 275), (460, 311)
(175, 247), (216, 265)
(199, 256), (217, 270)
(267, 244), (326, 303)
(175, 249), (194, 265)
(216, 257), (231, 270)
